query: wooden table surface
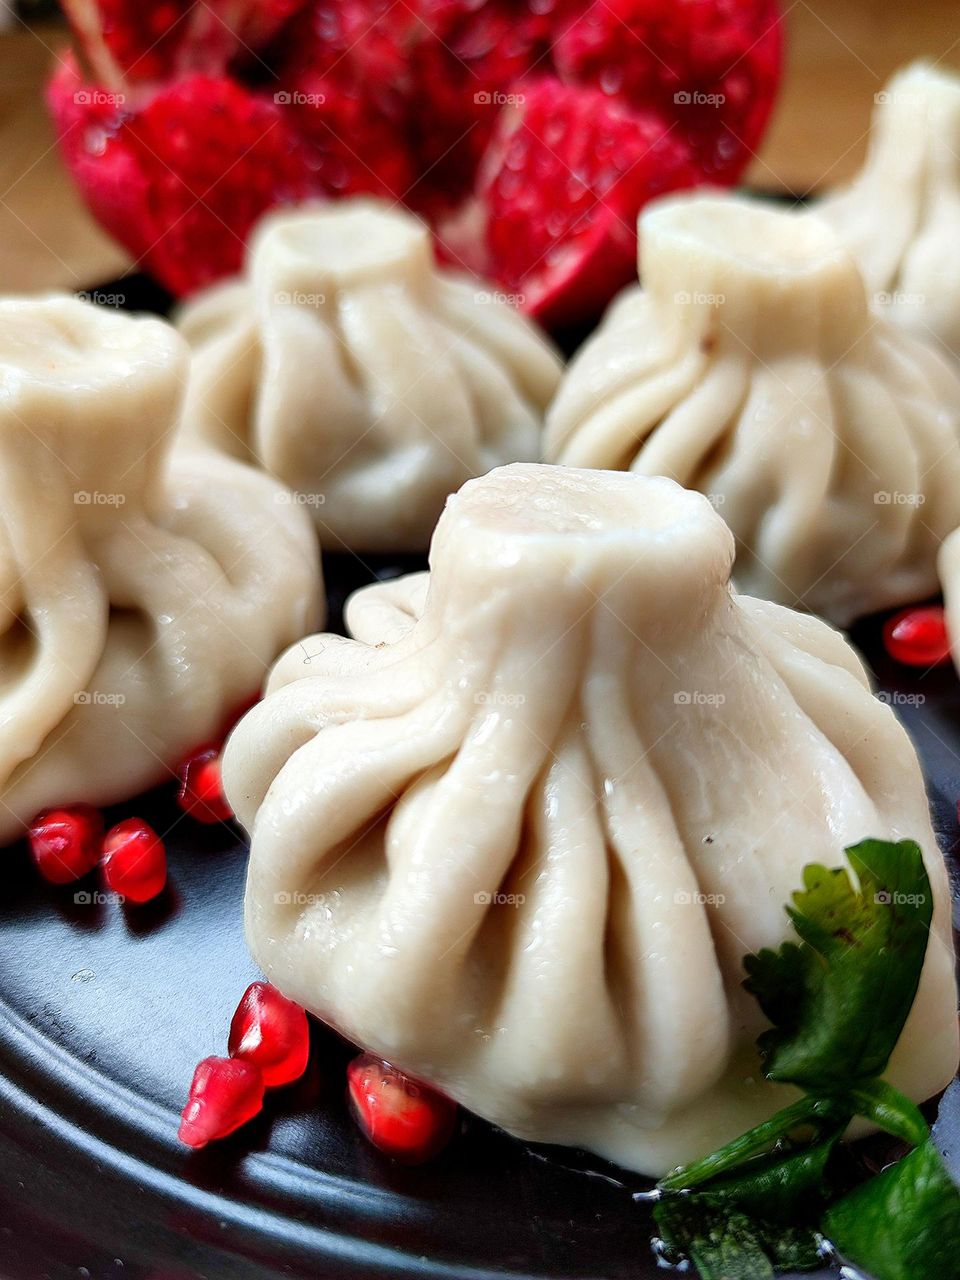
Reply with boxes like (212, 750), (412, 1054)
(0, 1), (958, 294)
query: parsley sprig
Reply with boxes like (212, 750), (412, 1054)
(652, 838), (960, 1280)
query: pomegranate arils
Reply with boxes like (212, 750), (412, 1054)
(48, 65), (317, 297)
(347, 1054), (457, 1164)
(228, 982), (310, 1087)
(178, 1056), (265, 1148)
(473, 78), (700, 326)
(27, 805), (103, 885)
(63, 0), (309, 85)
(177, 747), (233, 824)
(553, 0), (783, 183)
(882, 606), (952, 668)
(53, 0), (784, 321)
(101, 817), (167, 903)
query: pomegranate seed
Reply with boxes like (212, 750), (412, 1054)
(882, 606), (952, 667)
(101, 818), (167, 903)
(27, 805), (103, 885)
(178, 1056), (265, 1148)
(347, 1054), (457, 1165)
(228, 981), (310, 1088)
(176, 747), (233, 824)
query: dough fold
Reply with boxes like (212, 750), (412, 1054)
(820, 61), (960, 361)
(225, 463), (957, 1175)
(0, 296), (322, 843)
(177, 199), (563, 553)
(545, 193), (960, 624)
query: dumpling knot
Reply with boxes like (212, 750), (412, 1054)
(641, 194), (869, 359)
(425, 463), (736, 647)
(0, 295), (185, 511)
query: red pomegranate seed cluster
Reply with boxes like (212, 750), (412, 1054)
(179, 983), (456, 1161)
(179, 981), (309, 1147)
(25, 692), (456, 1164)
(24, 730), (243, 901)
(27, 806), (167, 904)
(882, 606), (952, 668)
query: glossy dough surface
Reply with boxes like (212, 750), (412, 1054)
(820, 61), (960, 361)
(545, 193), (960, 625)
(177, 199), (563, 553)
(224, 463), (958, 1176)
(0, 296), (322, 844)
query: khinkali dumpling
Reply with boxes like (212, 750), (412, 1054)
(820, 62), (960, 360)
(545, 192), (960, 625)
(223, 463), (957, 1176)
(177, 199), (563, 553)
(0, 296), (321, 844)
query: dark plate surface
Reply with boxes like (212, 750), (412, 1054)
(0, 278), (958, 1280)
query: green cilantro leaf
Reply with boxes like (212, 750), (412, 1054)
(654, 1137), (838, 1279)
(651, 839), (955, 1280)
(742, 838), (933, 1091)
(653, 1203), (805, 1280)
(824, 1138), (960, 1280)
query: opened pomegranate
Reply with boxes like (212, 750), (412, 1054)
(49, 0), (783, 326)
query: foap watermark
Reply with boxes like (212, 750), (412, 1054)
(705, 492), (727, 508)
(874, 889), (928, 908)
(474, 890), (526, 907)
(75, 490), (126, 507)
(674, 290), (725, 307)
(76, 289), (126, 308)
(274, 89), (327, 106)
(74, 690), (126, 707)
(475, 289), (526, 307)
(874, 290), (925, 308)
(877, 690), (926, 707)
(875, 90), (927, 106)
(74, 890), (125, 906)
(74, 89), (126, 107)
(474, 90), (525, 107)
(674, 690), (726, 707)
(274, 290), (326, 307)
(276, 490), (326, 507)
(874, 491), (925, 507)
(674, 889), (726, 906)
(674, 90), (726, 107)
(274, 890), (331, 906)
(475, 690), (526, 707)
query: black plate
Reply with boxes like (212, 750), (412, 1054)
(0, 279), (957, 1280)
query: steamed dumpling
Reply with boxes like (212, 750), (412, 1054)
(0, 296), (322, 844)
(176, 199), (563, 553)
(820, 61), (960, 360)
(545, 192), (960, 625)
(223, 463), (957, 1177)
